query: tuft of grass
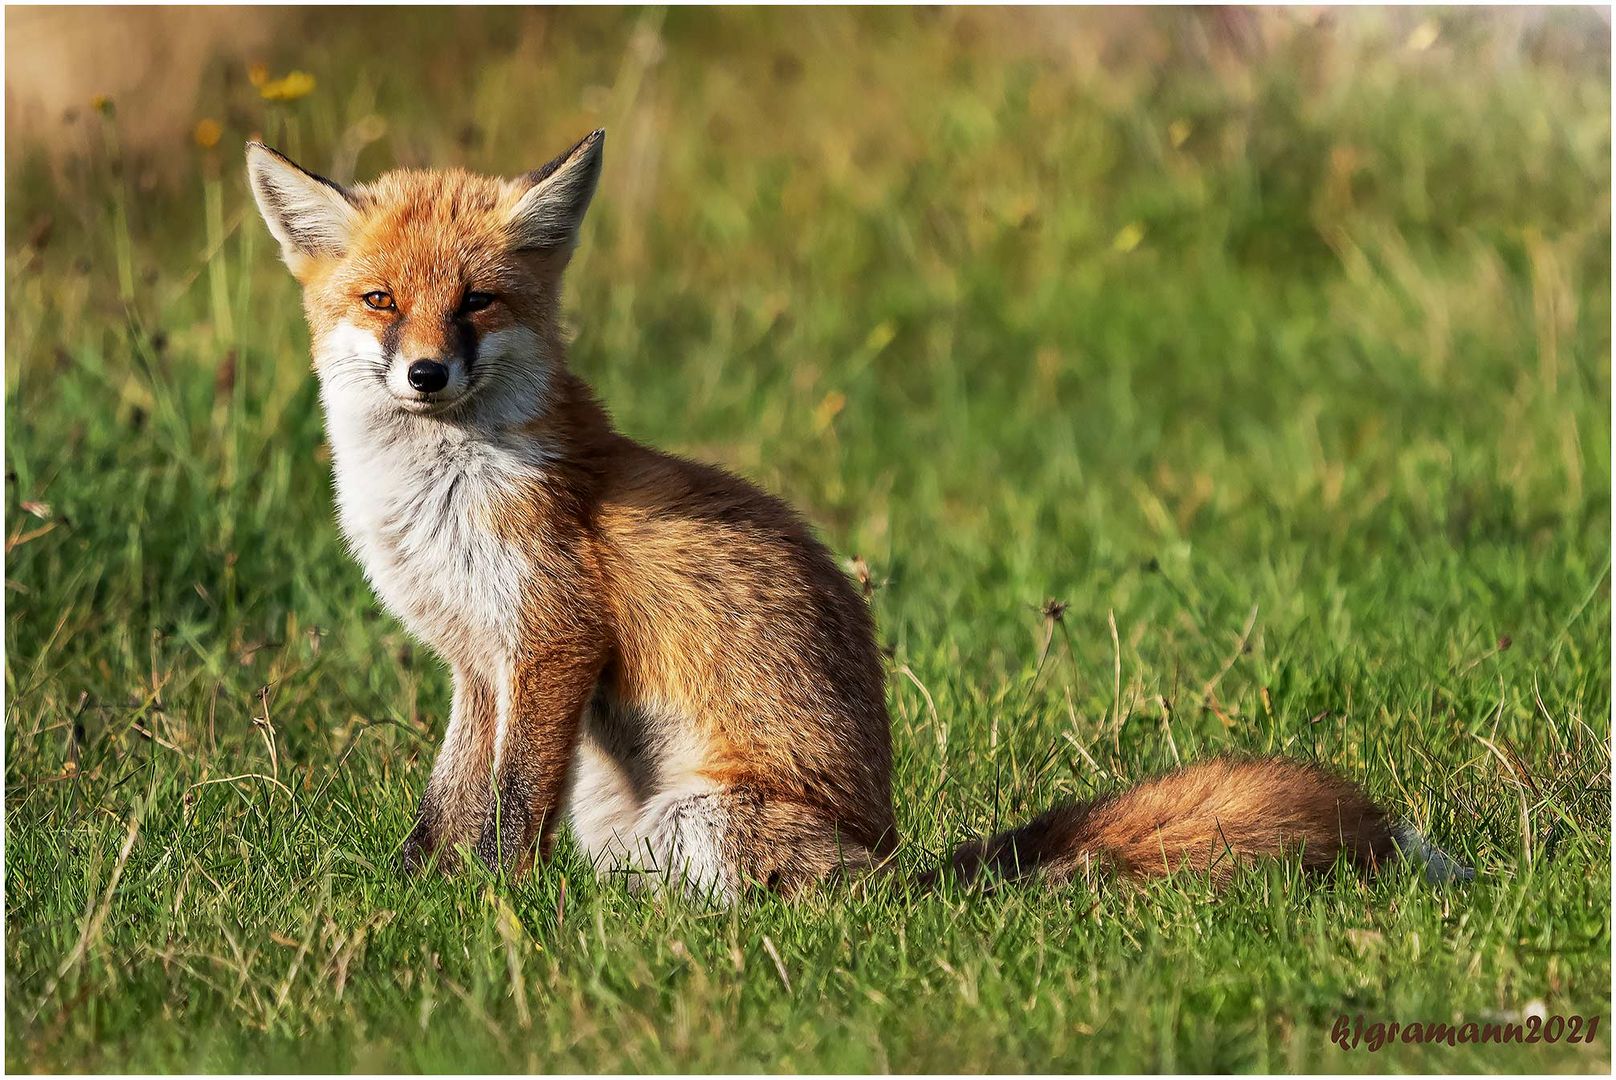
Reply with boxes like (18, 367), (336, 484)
(5, 8), (1610, 1073)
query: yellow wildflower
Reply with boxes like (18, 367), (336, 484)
(259, 70), (316, 102)
(1112, 222), (1145, 254)
(193, 118), (222, 150)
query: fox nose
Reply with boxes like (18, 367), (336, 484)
(407, 359), (450, 393)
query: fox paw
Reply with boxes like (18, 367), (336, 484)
(399, 818), (450, 875)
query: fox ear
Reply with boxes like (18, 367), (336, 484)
(245, 142), (359, 266)
(507, 129), (605, 254)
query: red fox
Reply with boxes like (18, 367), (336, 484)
(246, 131), (1470, 900)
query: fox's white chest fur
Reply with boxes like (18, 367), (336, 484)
(321, 394), (536, 685)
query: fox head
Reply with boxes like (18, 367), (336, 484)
(246, 130), (603, 423)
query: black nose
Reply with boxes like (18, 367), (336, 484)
(407, 360), (449, 393)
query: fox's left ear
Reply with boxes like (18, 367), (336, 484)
(245, 142), (359, 270)
(507, 129), (605, 254)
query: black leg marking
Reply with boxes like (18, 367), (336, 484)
(474, 771), (539, 875)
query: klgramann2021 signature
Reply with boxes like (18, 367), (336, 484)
(1332, 1012), (1599, 1052)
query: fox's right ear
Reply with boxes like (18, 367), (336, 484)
(245, 143), (359, 268)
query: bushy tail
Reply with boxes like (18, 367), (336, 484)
(916, 755), (1471, 890)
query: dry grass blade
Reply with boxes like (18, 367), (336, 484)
(760, 934), (792, 994)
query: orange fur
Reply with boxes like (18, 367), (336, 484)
(928, 757), (1399, 890)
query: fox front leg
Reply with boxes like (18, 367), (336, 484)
(474, 643), (605, 876)
(400, 668), (499, 873)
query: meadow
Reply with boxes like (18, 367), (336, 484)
(4, 8), (1611, 1072)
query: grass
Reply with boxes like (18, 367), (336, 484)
(4, 7), (1611, 1073)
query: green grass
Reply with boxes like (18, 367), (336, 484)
(5, 7), (1611, 1073)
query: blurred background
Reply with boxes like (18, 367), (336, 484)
(5, 5), (1608, 648)
(4, 7), (1612, 1072)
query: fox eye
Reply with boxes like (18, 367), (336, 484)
(362, 291), (395, 311)
(460, 292), (495, 314)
